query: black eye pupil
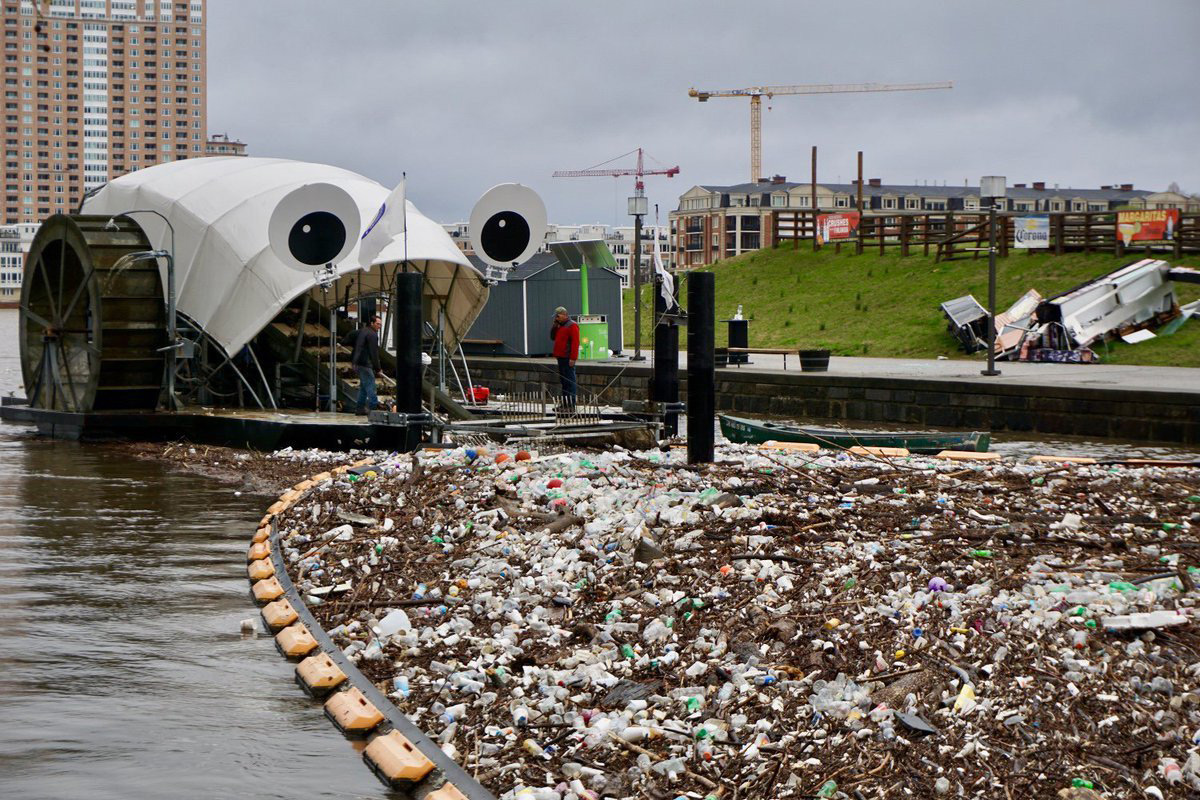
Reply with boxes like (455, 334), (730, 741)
(479, 211), (530, 263)
(288, 211), (347, 266)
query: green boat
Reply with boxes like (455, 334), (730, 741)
(719, 414), (991, 453)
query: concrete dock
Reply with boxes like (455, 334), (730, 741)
(465, 354), (1200, 444)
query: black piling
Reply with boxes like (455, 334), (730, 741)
(687, 272), (715, 464)
(651, 283), (679, 438)
(393, 271), (424, 451)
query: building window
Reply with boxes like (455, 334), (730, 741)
(882, 197), (897, 210)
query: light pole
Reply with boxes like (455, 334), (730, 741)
(979, 176), (1005, 377)
(629, 186), (648, 361)
(107, 209), (182, 409)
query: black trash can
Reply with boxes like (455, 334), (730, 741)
(799, 349), (830, 372)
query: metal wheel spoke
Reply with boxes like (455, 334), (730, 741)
(60, 272), (92, 326)
(56, 338), (82, 411)
(27, 345), (48, 405)
(19, 304), (54, 331)
(35, 256), (60, 325)
(56, 237), (66, 328)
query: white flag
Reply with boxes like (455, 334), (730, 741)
(358, 177), (406, 269)
(653, 224), (676, 310)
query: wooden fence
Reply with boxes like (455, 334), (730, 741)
(772, 210), (1200, 260)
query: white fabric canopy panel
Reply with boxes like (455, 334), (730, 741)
(82, 157), (488, 355)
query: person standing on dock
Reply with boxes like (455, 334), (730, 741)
(550, 306), (580, 411)
(352, 314), (384, 415)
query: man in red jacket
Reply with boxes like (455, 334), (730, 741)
(550, 306), (579, 411)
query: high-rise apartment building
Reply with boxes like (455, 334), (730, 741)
(2, 0), (207, 224)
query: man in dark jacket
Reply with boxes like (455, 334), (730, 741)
(550, 306), (579, 410)
(352, 313), (384, 415)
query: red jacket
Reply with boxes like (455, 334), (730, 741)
(551, 320), (580, 360)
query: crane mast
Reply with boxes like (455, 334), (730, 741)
(688, 81), (953, 182)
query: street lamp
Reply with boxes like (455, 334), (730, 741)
(629, 188), (648, 361)
(106, 209), (183, 409)
(979, 176), (1005, 377)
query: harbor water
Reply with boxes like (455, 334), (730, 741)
(0, 307), (387, 799)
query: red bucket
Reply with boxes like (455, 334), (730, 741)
(469, 387), (490, 404)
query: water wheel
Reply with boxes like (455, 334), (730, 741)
(19, 214), (167, 411)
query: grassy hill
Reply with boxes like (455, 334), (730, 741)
(622, 247), (1200, 367)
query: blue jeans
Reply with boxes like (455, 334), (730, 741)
(355, 366), (377, 413)
(556, 357), (576, 407)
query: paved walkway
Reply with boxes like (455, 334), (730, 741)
(592, 353), (1200, 394)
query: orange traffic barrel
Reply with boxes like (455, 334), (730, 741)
(247, 540), (270, 562)
(252, 526), (270, 544)
(247, 558), (274, 581)
(426, 784), (469, 800)
(362, 730), (434, 789)
(252, 576), (284, 604)
(275, 623), (319, 659)
(324, 686), (384, 737)
(261, 598), (298, 631)
(295, 652), (346, 699)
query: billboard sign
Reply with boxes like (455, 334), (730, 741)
(1013, 215), (1050, 249)
(816, 211), (861, 244)
(1117, 209), (1180, 245)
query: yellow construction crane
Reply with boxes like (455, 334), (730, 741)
(688, 81), (953, 183)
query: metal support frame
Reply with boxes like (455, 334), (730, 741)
(687, 271), (716, 463)
(982, 201), (1001, 376)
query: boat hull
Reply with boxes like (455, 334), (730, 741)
(719, 415), (990, 453)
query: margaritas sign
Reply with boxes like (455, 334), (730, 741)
(1013, 215), (1050, 249)
(1117, 209), (1179, 245)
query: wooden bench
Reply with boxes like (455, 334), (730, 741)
(726, 347), (801, 369)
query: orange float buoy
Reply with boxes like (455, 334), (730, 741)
(426, 783), (469, 800)
(547, 478), (563, 489)
(324, 686), (384, 737)
(247, 558), (274, 581)
(247, 540), (270, 562)
(261, 598), (298, 631)
(252, 526), (270, 544)
(295, 652), (347, 699)
(251, 576), (284, 604)
(494, 453), (509, 464)
(274, 623), (319, 659)
(516, 450), (531, 461)
(362, 730), (435, 788)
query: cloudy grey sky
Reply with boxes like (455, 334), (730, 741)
(208, 0), (1200, 227)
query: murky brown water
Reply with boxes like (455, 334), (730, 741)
(0, 309), (388, 799)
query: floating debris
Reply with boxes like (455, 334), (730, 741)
(266, 441), (1200, 798)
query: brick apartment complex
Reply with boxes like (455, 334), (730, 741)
(670, 177), (1200, 268)
(2, 0), (207, 225)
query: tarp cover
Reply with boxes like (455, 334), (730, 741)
(82, 157), (487, 355)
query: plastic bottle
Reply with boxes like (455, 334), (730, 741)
(512, 704), (530, 728)
(817, 780), (838, 797)
(1161, 757), (1183, 784)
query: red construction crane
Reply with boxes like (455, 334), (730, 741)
(552, 148), (680, 194)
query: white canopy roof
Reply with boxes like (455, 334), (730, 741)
(83, 157), (487, 355)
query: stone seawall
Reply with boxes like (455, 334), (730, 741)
(465, 357), (1199, 445)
